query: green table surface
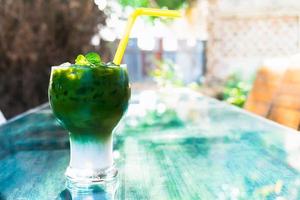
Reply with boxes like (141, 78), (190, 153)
(1, 88), (300, 200)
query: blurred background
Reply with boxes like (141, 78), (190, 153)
(1, 0), (300, 129)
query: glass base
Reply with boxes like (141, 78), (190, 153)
(65, 165), (118, 193)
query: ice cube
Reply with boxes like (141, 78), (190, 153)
(59, 62), (71, 67)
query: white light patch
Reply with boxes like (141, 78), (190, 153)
(137, 36), (155, 51)
(100, 27), (116, 42)
(91, 34), (100, 46)
(157, 103), (166, 114)
(187, 38), (197, 47)
(94, 0), (107, 10)
(163, 37), (178, 51)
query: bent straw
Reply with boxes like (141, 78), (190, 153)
(113, 8), (181, 65)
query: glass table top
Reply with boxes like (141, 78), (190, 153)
(1, 88), (300, 200)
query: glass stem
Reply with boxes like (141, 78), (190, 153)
(69, 134), (113, 170)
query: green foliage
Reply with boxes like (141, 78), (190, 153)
(150, 60), (184, 87)
(118, 0), (187, 9)
(118, 0), (189, 24)
(85, 52), (102, 66)
(75, 52), (103, 67)
(123, 106), (184, 133)
(75, 55), (90, 66)
(156, 0), (186, 9)
(137, 108), (183, 128)
(222, 74), (252, 107)
(119, 0), (149, 8)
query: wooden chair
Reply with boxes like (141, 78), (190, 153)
(244, 66), (285, 117)
(267, 66), (300, 130)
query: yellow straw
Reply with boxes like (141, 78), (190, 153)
(113, 8), (181, 65)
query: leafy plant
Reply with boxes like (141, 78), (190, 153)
(128, 108), (184, 130)
(222, 74), (252, 107)
(150, 60), (184, 87)
(119, 0), (188, 10)
(75, 52), (104, 67)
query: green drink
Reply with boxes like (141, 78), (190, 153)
(48, 8), (179, 193)
(48, 53), (130, 190)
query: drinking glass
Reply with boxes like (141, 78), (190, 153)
(48, 64), (130, 191)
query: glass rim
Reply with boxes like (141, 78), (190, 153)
(51, 63), (127, 69)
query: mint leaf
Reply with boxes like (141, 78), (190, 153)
(74, 52), (103, 67)
(75, 54), (90, 66)
(85, 52), (102, 67)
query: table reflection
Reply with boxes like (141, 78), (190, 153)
(58, 182), (117, 200)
